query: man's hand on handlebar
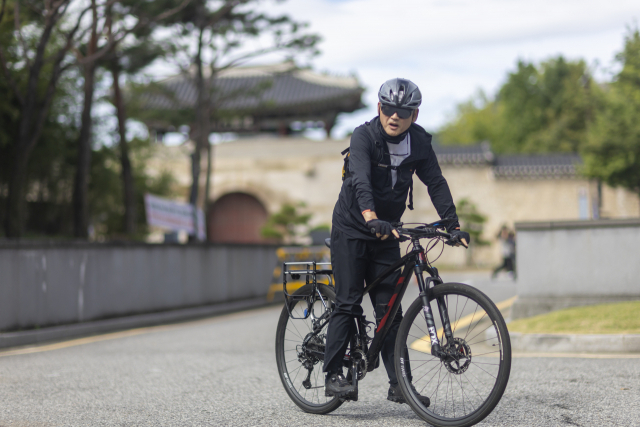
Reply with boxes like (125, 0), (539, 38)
(448, 229), (470, 248)
(366, 219), (399, 240)
(363, 211), (399, 240)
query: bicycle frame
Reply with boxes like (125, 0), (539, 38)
(362, 238), (450, 368)
(282, 236), (457, 377)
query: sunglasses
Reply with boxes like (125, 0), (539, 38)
(381, 105), (413, 119)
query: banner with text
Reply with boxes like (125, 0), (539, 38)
(144, 194), (206, 241)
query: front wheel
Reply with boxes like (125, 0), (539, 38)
(394, 283), (511, 427)
(275, 283), (343, 414)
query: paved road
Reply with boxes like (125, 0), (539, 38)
(1, 272), (638, 427)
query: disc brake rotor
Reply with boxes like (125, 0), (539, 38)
(443, 337), (472, 374)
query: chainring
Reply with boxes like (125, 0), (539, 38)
(350, 349), (368, 380)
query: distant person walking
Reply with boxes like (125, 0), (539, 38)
(492, 226), (516, 279)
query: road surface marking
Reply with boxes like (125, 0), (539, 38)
(410, 296), (517, 353)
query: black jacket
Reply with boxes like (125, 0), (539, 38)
(332, 117), (459, 240)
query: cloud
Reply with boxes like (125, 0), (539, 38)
(281, 0), (636, 63)
(258, 0), (639, 136)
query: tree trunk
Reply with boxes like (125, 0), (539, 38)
(188, 25), (210, 241)
(73, 60), (97, 238)
(4, 147), (29, 237)
(204, 139), (212, 223)
(72, 1), (98, 239)
(3, 4), (63, 237)
(112, 66), (136, 235)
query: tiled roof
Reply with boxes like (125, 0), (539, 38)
(433, 142), (583, 179)
(140, 61), (364, 116)
(433, 142), (494, 166)
(493, 154), (582, 179)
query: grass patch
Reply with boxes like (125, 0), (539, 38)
(508, 301), (640, 334)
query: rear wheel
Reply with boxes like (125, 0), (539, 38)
(275, 283), (343, 414)
(394, 282), (511, 427)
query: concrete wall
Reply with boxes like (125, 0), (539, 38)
(512, 219), (640, 319)
(0, 242), (278, 332)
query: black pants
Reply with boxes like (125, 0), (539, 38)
(323, 228), (403, 385)
(492, 257), (514, 277)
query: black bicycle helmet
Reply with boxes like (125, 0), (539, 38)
(378, 78), (422, 109)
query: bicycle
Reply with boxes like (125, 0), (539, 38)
(275, 219), (511, 427)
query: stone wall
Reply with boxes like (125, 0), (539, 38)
(512, 218), (640, 319)
(146, 137), (640, 266)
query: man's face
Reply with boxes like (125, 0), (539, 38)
(378, 102), (419, 136)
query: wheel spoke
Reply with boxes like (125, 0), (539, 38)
(466, 322), (493, 344)
(397, 284), (510, 424)
(276, 285), (340, 413)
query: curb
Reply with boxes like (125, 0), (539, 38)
(509, 332), (640, 353)
(0, 297), (276, 350)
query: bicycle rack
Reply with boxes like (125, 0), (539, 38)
(282, 261), (333, 319)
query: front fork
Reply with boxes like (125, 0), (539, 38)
(415, 260), (453, 358)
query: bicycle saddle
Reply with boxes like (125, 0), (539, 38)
(324, 238), (331, 248)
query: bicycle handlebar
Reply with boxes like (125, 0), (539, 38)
(395, 225), (451, 240)
(391, 219), (464, 246)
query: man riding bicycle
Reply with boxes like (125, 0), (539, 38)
(323, 78), (470, 403)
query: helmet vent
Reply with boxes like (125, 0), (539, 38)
(378, 78), (421, 109)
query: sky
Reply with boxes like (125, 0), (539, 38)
(254, 0), (640, 139)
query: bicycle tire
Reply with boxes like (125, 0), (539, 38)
(394, 282), (511, 427)
(275, 283), (343, 414)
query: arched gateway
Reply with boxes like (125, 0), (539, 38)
(208, 193), (268, 243)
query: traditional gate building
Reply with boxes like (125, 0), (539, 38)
(139, 62), (639, 266)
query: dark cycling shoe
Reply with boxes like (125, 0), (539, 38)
(325, 373), (357, 400)
(387, 383), (430, 407)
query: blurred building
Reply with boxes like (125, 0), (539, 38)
(137, 61), (638, 265)
(137, 61), (364, 137)
(146, 139), (639, 266)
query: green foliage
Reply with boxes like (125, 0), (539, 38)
(89, 138), (178, 240)
(0, 41), (82, 236)
(582, 29), (640, 194)
(129, 0), (320, 128)
(438, 56), (601, 154)
(455, 198), (489, 246)
(261, 202), (312, 244)
(437, 91), (501, 146)
(501, 57), (600, 153)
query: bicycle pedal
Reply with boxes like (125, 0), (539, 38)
(325, 387), (358, 400)
(340, 392), (358, 402)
